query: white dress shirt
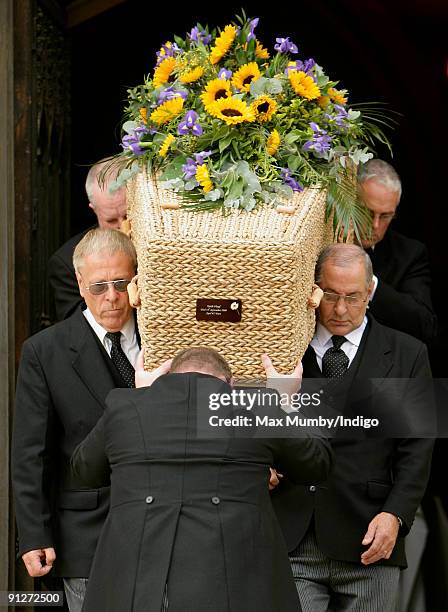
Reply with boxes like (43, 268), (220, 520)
(310, 317), (368, 371)
(83, 308), (139, 367)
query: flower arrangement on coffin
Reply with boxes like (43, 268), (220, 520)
(112, 11), (392, 239)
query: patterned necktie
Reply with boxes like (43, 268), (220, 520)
(322, 335), (349, 378)
(105, 331), (135, 388)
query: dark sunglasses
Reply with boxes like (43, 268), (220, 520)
(84, 279), (131, 296)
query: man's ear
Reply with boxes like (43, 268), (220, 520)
(367, 280), (374, 300)
(76, 272), (85, 298)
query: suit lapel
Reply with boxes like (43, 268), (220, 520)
(69, 309), (116, 408)
(355, 315), (394, 380)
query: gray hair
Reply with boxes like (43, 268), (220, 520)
(315, 243), (373, 288)
(357, 159), (402, 199)
(85, 158), (123, 204)
(73, 228), (137, 273)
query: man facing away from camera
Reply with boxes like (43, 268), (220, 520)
(70, 346), (332, 612)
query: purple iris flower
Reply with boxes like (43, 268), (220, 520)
(158, 87), (188, 104)
(156, 42), (181, 66)
(247, 17), (259, 42)
(178, 111), (203, 136)
(121, 125), (150, 156)
(218, 68), (232, 80)
(182, 150), (212, 179)
(303, 122), (332, 156)
(182, 158), (198, 179)
(284, 58), (316, 80)
(188, 26), (212, 46)
(280, 168), (303, 192)
(332, 104), (350, 127)
(274, 37), (299, 54)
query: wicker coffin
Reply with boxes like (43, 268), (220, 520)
(127, 169), (332, 378)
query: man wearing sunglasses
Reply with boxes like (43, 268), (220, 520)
(272, 243), (434, 612)
(12, 228), (138, 612)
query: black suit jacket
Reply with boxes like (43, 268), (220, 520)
(71, 374), (332, 612)
(272, 316), (434, 568)
(48, 229), (92, 321)
(11, 308), (130, 577)
(368, 229), (437, 345)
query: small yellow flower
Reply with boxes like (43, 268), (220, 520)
(158, 134), (175, 158)
(150, 97), (184, 125)
(328, 87), (348, 105)
(251, 95), (277, 122)
(139, 108), (148, 123)
(317, 95), (330, 108)
(200, 79), (231, 113)
(207, 97), (255, 125)
(266, 129), (281, 156)
(196, 164), (213, 193)
(180, 66), (204, 84)
(255, 40), (270, 59)
(232, 62), (261, 92)
(288, 70), (321, 100)
(210, 24), (237, 64)
(153, 57), (177, 88)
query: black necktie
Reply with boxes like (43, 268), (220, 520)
(105, 331), (135, 388)
(322, 335), (349, 378)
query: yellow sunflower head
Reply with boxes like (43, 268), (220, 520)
(196, 164), (213, 193)
(255, 40), (270, 59)
(328, 87), (348, 105)
(288, 70), (321, 101)
(158, 133), (175, 158)
(153, 57), (177, 88)
(150, 97), (184, 125)
(251, 95), (277, 122)
(180, 66), (204, 84)
(266, 129), (281, 156)
(210, 24), (237, 65)
(200, 79), (231, 113)
(232, 62), (262, 92)
(207, 97), (255, 125)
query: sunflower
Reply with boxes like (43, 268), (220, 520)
(210, 24), (237, 65)
(139, 108), (148, 123)
(207, 97), (255, 125)
(232, 62), (261, 92)
(317, 95), (330, 108)
(255, 40), (270, 59)
(153, 56), (177, 88)
(266, 129), (280, 156)
(251, 95), (277, 122)
(288, 70), (321, 100)
(180, 66), (204, 84)
(158, 133), (175, 158)
(328, 87), (347, 105)
(150, 97), (184, 125)
(196, 164), (213, 193)
(200, 79), (231, 113)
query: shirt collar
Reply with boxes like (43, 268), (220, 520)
(315, 316), (368, 348)
(83, 308), (135, 343)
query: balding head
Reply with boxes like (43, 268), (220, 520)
(171, 347), (232, 382)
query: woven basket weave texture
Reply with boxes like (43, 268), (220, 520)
(128, 169), (332, 377)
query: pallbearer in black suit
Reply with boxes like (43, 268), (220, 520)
(357, 158), (436, 345)
(12, 228), (139, 612)
(48, 159), (127, 321)
(71, 347), (332, 612)
(272, 244), (434, 612)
